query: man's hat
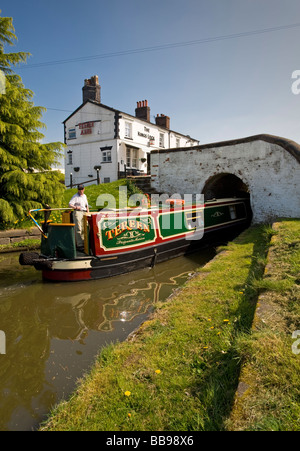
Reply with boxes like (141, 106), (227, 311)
(78, 184), (84, 190)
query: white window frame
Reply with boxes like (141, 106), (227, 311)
(102, 150), (112, 163)
(132, 149), (138, 168)
(125, 122), (132, 139)
(159, 133), (165, 148)
(68, 128), (76, 140)
(126, 148), (131, 167)
(126, 147), (138, 168)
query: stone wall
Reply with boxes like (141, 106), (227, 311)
(150, 134), (300, 223)
(0, 228), (40, 246)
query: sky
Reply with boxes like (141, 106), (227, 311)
(1, 0), (300, 169)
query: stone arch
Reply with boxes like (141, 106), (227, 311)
(150, 134), (300, 222)
(202, 172), (251, 201)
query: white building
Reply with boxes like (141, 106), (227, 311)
(63, 76), (199, 186)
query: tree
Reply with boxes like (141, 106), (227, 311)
(0, 12), (65, 228)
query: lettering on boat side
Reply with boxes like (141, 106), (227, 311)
(0, 331), (6, 355)
(99, 216), (156, 250)
(211, 211), (224, 218)
(104, 218), (151, 240)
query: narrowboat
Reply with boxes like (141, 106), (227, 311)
(19, 197), (252, 282)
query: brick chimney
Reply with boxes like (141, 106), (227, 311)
(155, 114), (170, 130)
(82, 75), (101, 103)
(135, 100), (150, 122)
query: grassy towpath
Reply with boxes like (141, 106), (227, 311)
(39, 220), (300, 431)
(227, 219), (300, 431)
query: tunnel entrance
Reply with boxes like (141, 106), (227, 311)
(202, 173), (250, 201)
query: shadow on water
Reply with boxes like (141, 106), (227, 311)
(0, 248), (215, 431)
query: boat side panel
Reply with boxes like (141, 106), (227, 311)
(41, 219), (248, 282)
(40, 199), (251, 281)
(89, 200), (250, 257)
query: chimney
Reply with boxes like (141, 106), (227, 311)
(82, 75), (101, 103)
(135, 99), (150, 122)
(155, 113), (170, 130)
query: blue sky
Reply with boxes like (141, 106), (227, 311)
(1, 0), (300, 168)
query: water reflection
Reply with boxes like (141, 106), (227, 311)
(0, 249), (215, 430)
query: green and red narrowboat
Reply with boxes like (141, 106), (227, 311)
(19, 197), (251, 282)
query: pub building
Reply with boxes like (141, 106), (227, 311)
(63, 75), (199, 186)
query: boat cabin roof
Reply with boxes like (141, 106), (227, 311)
(91, 197), (247, 216)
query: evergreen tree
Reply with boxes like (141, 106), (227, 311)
(0, 12), (65, 228)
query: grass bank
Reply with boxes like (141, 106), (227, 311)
(0, 238), (40, 253)
(62, 179), (142, 211)
(227, 219), (300, 431)
(39, 220), (300, 431)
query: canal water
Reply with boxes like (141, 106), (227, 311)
(0, 248), (215, 431)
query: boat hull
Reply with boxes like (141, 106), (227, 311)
(40, 221), (247, 282)
(20, 197), (252, 282)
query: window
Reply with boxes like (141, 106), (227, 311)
(126, 148), (131, 167)
(159, 133), (165, 148)
(102, 150), (112, 162)
(67, 152), (73, 165)
(68, 128), (76, 139)
(125, 122), (132, 139)
(185, 209), (204, 230)
(101, 146), (112, 163)
(104, 177), (111, 183)
(126, 147), (138, 168)
(176, 138), (180, 148)
(229, 205), (237, 220)
(132, 149), (138, 168)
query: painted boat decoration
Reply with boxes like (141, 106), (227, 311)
(19, 197), (252, 282)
